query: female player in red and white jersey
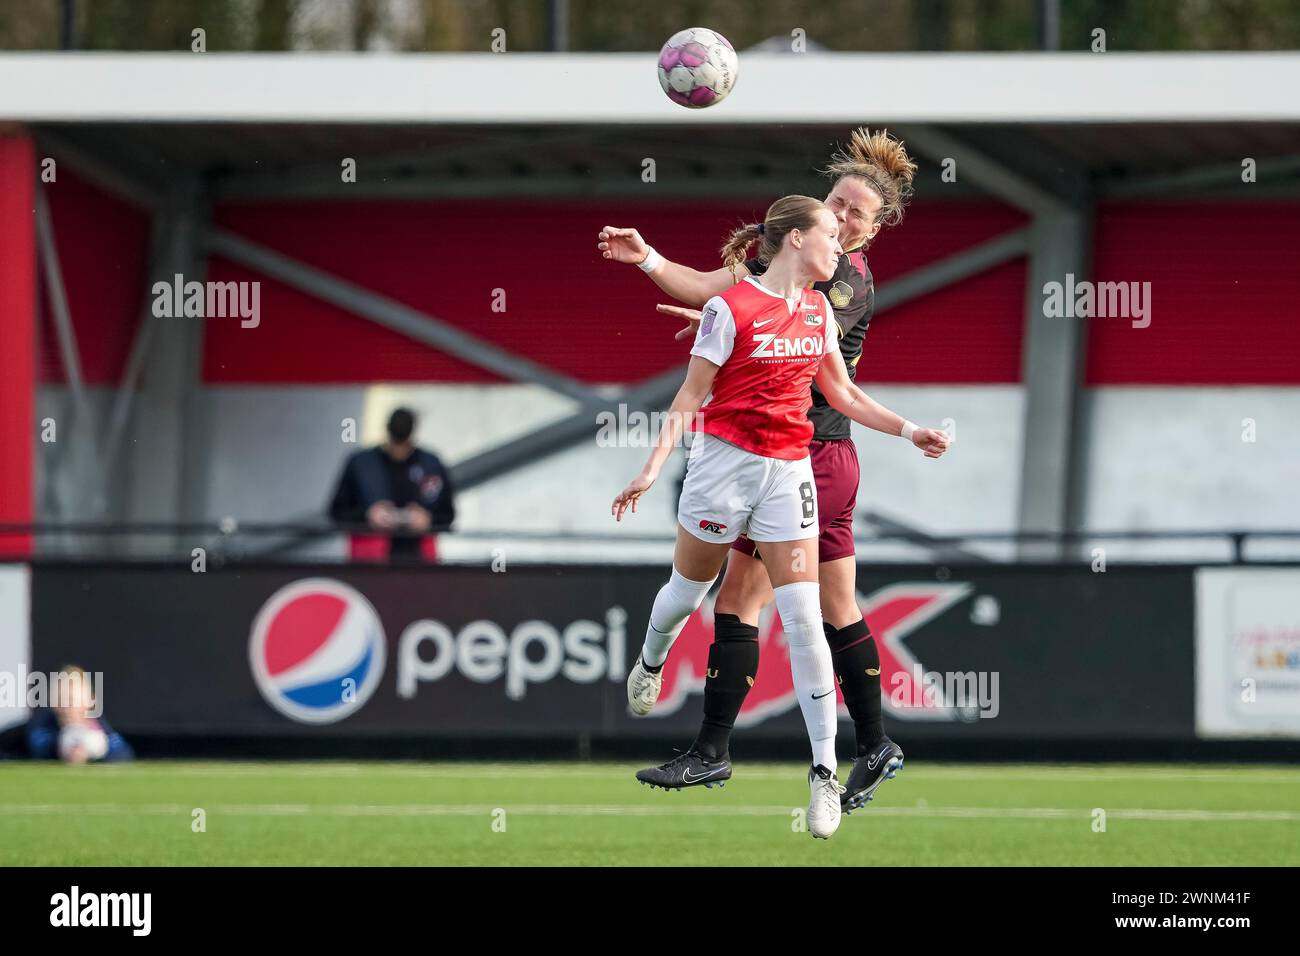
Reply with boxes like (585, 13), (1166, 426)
(612, 195), (949, 839)
(600, 129), (922, 814)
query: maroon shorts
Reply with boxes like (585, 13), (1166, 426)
(731, 437), (860, 564)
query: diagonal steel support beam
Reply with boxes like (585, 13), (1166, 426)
(34, 185), (109, 532)
(101, 213), (169, 504)
(35, 130), (162, 211)
(33, 189), (86, 410)
(450, 368), (684, 490)
(874, 228), (1031, 313)
(205, 229), (598, 404)
(895, 125), (1067, 217)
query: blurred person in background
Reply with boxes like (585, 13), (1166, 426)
(25, 666), (134, 764)
(329, 407), (456, 561)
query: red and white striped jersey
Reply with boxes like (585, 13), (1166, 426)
(691, 276), (838, 460)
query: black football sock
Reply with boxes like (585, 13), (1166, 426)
(825, 619), (884, 756)
(692, 613), (759, 761)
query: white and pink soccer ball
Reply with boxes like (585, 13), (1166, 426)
(59, 723), (109, 762)
(657, 28), (739, 109)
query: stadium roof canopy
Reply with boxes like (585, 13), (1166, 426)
(17, 119), (1300, 206)
(3, 52), (1300, 124)
(6, 52), (1298, 205)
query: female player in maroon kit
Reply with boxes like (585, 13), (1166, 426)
(599, 129), (923, 811)
(612, 195), (948, 839)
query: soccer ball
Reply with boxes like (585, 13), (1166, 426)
(657, 28), (739, 109)
(59, 723), (109, 762)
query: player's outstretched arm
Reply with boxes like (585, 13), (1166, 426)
(814, 352), (951, 459)
(612, 356), (719, 520)
(597, 225), (746, 308)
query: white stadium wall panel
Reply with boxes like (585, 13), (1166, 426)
(0, 565), (30, 731)
(35, 383), (1298, 562)
(1080, 387), (1300, 561)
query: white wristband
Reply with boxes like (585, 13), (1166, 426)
(900, 421), (918, 442)
(638, 246), (664, 273)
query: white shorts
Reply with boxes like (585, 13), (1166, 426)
(677, 433), (818, 544)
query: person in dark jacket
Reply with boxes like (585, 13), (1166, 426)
(329, 407), (455, 560)
(25, 666), (133, 764)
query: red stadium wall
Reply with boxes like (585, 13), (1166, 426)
(204, 198), (1029, 386)
(0, 134), (36, 554)
(39, 190), (1300, 392)
(1086, 201), (1300, 385)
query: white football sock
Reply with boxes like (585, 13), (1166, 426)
(641, 568), (715, 667)
(774, 581), (837, 772)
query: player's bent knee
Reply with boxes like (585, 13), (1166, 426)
(672, 525), (731, 582)
(772, 580), (823, 642)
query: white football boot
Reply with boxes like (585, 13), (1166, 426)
(807, 764), (844, 839)
(626, 655), (664, 716)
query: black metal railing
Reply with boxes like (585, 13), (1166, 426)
(2, 521), (1298, 565)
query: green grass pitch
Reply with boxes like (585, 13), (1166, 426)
(2, 760), (1298, 866)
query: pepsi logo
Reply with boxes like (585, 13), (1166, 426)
(249, 578), (387, 724)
